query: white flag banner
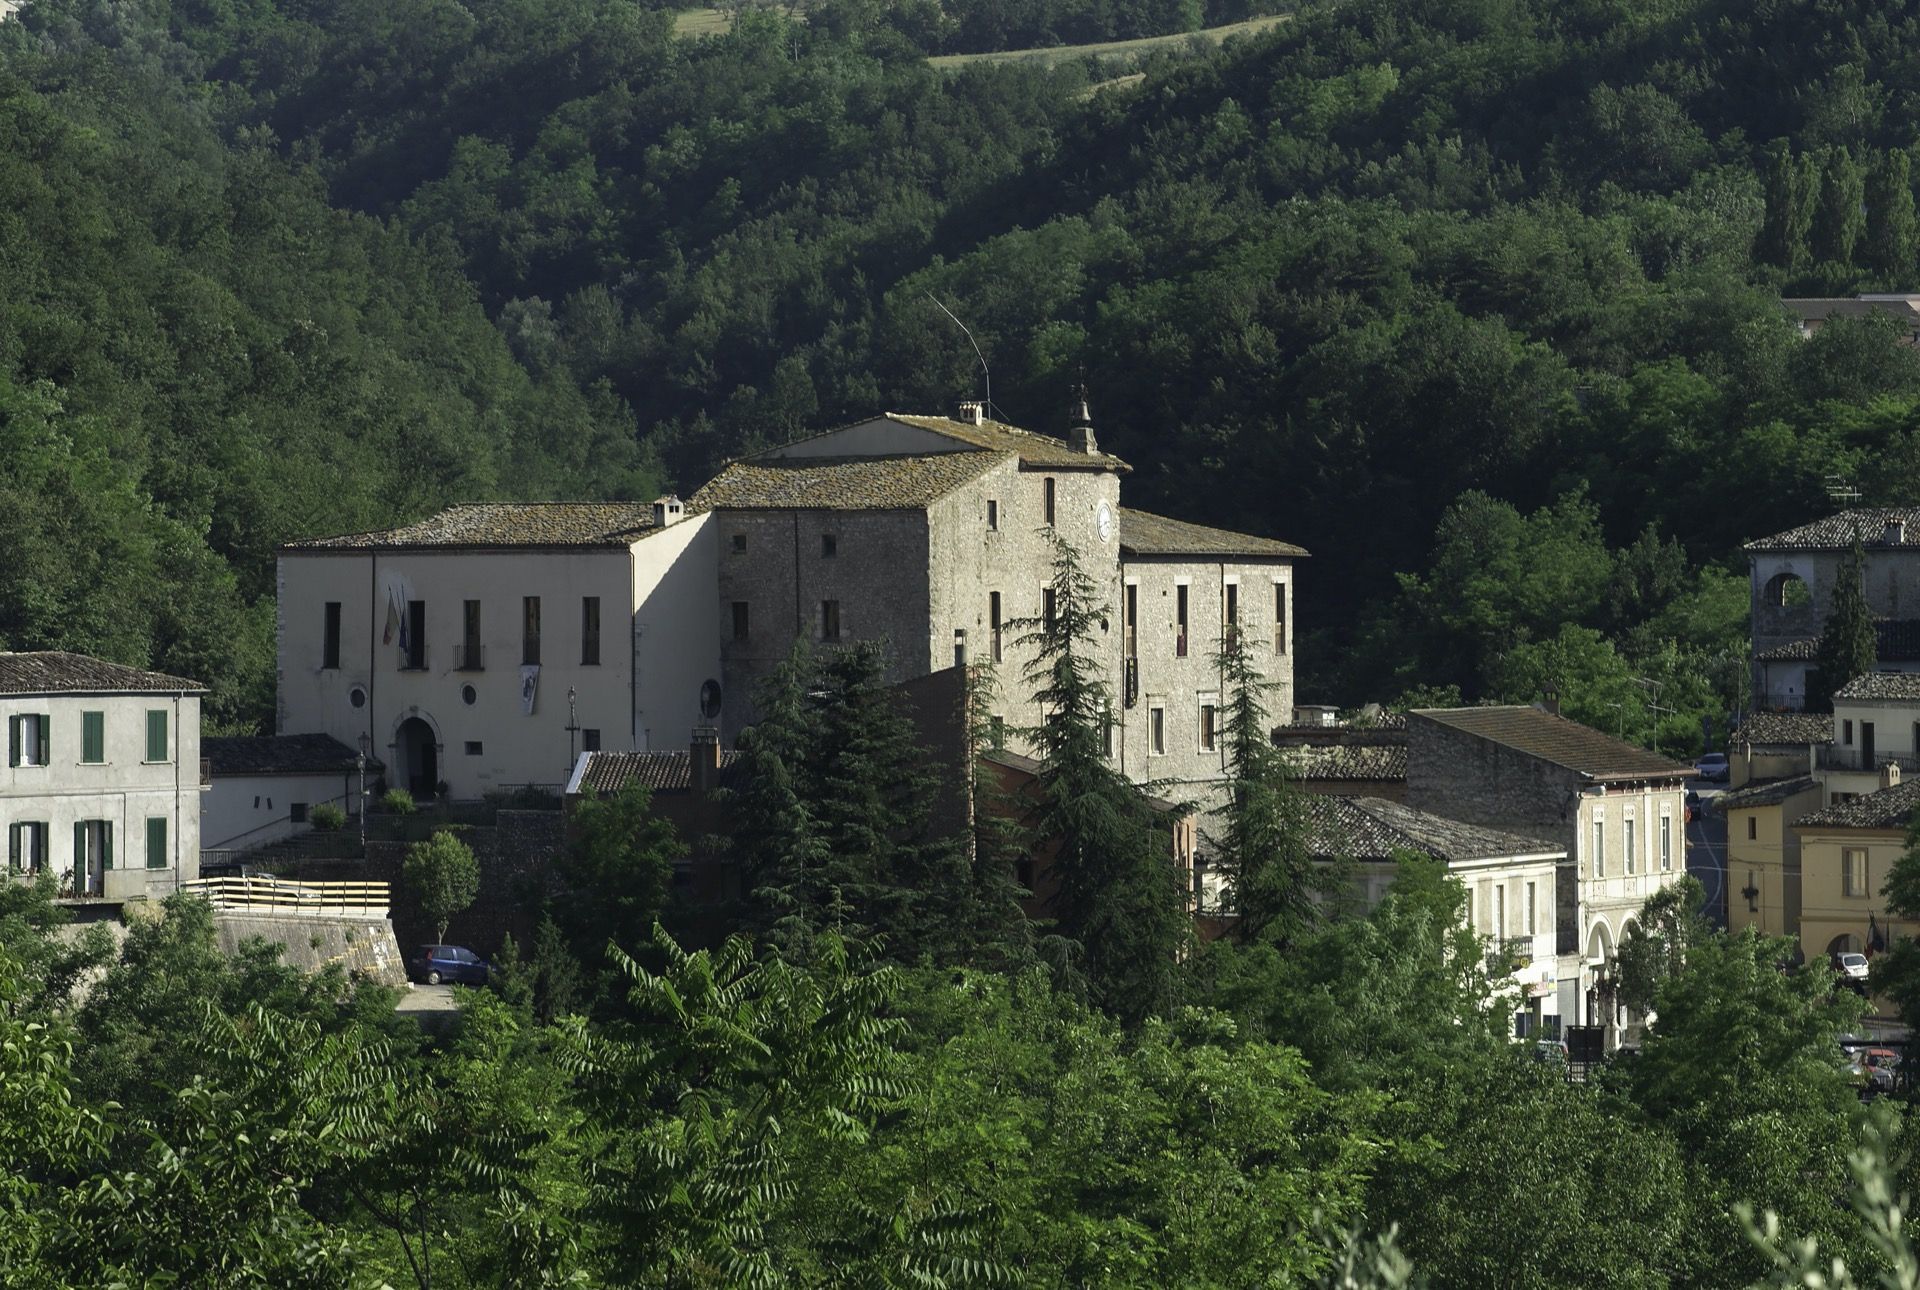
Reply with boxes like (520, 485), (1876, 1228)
(520, 664), (540, 715)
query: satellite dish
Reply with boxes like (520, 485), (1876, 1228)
(700, 679), (723, 720)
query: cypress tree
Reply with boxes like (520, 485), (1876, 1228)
(732, 642), (839, 956)
(1014, 531), (1189, 1024)
(1758, 140), (1801, 269)
(1811, 146), (1867, 269)
(1210, 625), (1319, 946)
(1863, 149), (1917, 284)
(1811, 533), (1878, 711)
(1791, 149), (1823, 274)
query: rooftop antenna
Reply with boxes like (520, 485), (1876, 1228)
(1826, 473), (1862, 506)
(925, 291), (992, 420)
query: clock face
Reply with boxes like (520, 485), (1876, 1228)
(1097, 501), (1113, 542)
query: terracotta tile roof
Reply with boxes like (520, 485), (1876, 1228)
(1118, 508), (1308, 559)
(1299, 795), (1564, 863)
(572, 750), (744, 795)
(1757, 638), (1818, 662)
(204, 733), (377, 776)
(1835, 673), (1920, 701)
(1714, 774), (1820, 811)
(1411, 705), (1694, 782)
(1781, 298), (1920, 327)
(0, 652), (204, 695)
(1797, 776), (1920, 831)
(690, 452), (1007, 511)
(885, 413), (1130, 471)
(1733, 713), (1833, 746)
(1746, 507), (1920, 552)
(982, 747), (1183, 813)
(285, 502), (661, 551)
(1282, 744), (1408, 781)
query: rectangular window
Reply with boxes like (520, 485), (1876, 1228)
(465, 741), (483, 756)
(1043, 588), (1057, 631)
(323, 601), (342, 670)
(582, 728), (601, 752)
(146, 817), (168, 869)
(821, 600), (842, 640)
(953, 629), (966, 668)
(821, 533), (837, 558)
(1845, 719), (1855, 745)
(1748, 816), (1758, 841)
(290, 803), (308, 824)
(1661, 815), (1674, 872)
(1846, 848), (1870, 897)
(990, 592), (1003, 663)
(1274, 583), (1287, 655)
(8, 714), (48, 768)
(1101, 700), (1114, 758)
(406, 600), (426, 670)
(1496, 884), (1506, 937)
(989, 716), (1006, 750)
(1149, 705), (1167, 756)
(1591, 817), (1605, 879)
(732, 602), (750, 641)
(732, 533), (748, 553)
(582, 596), (601, 666)
(8, 821), (45, 874)
(1124, 583), (1138, 658)
(523, 596), (542, 666)
(73, 820), (112, 892)
(1625, 817), (1638, 876)
(987, 500), (999, 531)
(145, 709), (169, 763)
(1224, 583), (1238, 645)
(1176, 585), (1189, 657)
(1044, 477), (1056, 526)
(1526, 881), (1537, 935)
(1200, 703), (1217, 751)
(461, 600), (483, 670)
(81, 712), (104, 765)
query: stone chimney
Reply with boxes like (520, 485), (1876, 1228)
(689, 725), (721, 794)
(652, 494), (685, 527)
(1886, 517), (1907, 545)
(1883, 761), (1902, 790)
(1068, 387), (1098, 454)
(956, 400), (987, 426)
(1542, 685), (1561, 717)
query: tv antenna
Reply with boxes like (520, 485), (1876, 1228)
(925, 292), (992, 418)
(1826, 473), (1862, 506)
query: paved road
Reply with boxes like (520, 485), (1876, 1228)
(1685, 785), (1728, 928)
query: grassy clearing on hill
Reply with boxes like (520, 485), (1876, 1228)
(926, 14), (1287, 67)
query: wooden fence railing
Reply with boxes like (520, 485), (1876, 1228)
(181, 876), (390, 918)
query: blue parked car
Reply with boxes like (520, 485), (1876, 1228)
(410, 944), (489, 986)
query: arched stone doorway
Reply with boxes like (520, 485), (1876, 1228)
(1827, 932), (1864, 958)
(395, 716), (440, 801)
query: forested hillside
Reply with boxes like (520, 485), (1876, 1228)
(10, 0), (1920, 737)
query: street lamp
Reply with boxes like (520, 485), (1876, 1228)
(567, 686), (579, 777)
(356, 731), (371, 853)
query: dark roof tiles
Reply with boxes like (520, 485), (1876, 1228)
(1747, 507), (1920, 552)
(1118, 508), (1308, 559)
(1283, 744), (1408, 781)
(1797, 777), (1920, 830)
(1412, 705), (1694, 781)
(1298, 795), (1564, 863)
(0, 652), (204, 695)
(573, 750), (745, 795)
(1733, 713), (1834, 746)
(1714, 774), (1820, 812)
(286, 502), (660, 551)
(691, 452), (1006, 511)
(1835, 673), (1920, 701)
(204, 733), (375, 776)
(886, 414), (1130, 471)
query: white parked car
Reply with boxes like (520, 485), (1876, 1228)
(1694, 753), (1729, 782)
(1833, 952), (1871, 984)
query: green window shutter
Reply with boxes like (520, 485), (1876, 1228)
(82, 712), (103, 764)
(146, 710), (167, 762)
(7, 825), (17, 874)
(146, 817), (167, 869)
(101, 822), (112, 871)
(37, 716), (48, 767)
(73, 821), (85, 869)
(8, 716), (18, 767)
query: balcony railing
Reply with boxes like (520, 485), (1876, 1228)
(1817, 747), (1920, 773)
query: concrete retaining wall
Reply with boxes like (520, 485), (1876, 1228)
(212, 912), (408, 989)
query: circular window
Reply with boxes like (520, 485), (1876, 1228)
(349, 687), (367, 709)
(462, 685), (477, 706)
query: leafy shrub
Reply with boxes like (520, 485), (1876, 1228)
(309, 803), (347, 832)
(380, 788), (416, 816)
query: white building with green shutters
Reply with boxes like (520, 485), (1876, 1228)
(0, 652), (205, 901)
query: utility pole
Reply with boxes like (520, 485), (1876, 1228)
(566, 686), (579, 781)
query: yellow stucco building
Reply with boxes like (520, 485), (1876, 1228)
(1792, 777), (1920, 963)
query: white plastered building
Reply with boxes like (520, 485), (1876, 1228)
(0, 652), (204, 902)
